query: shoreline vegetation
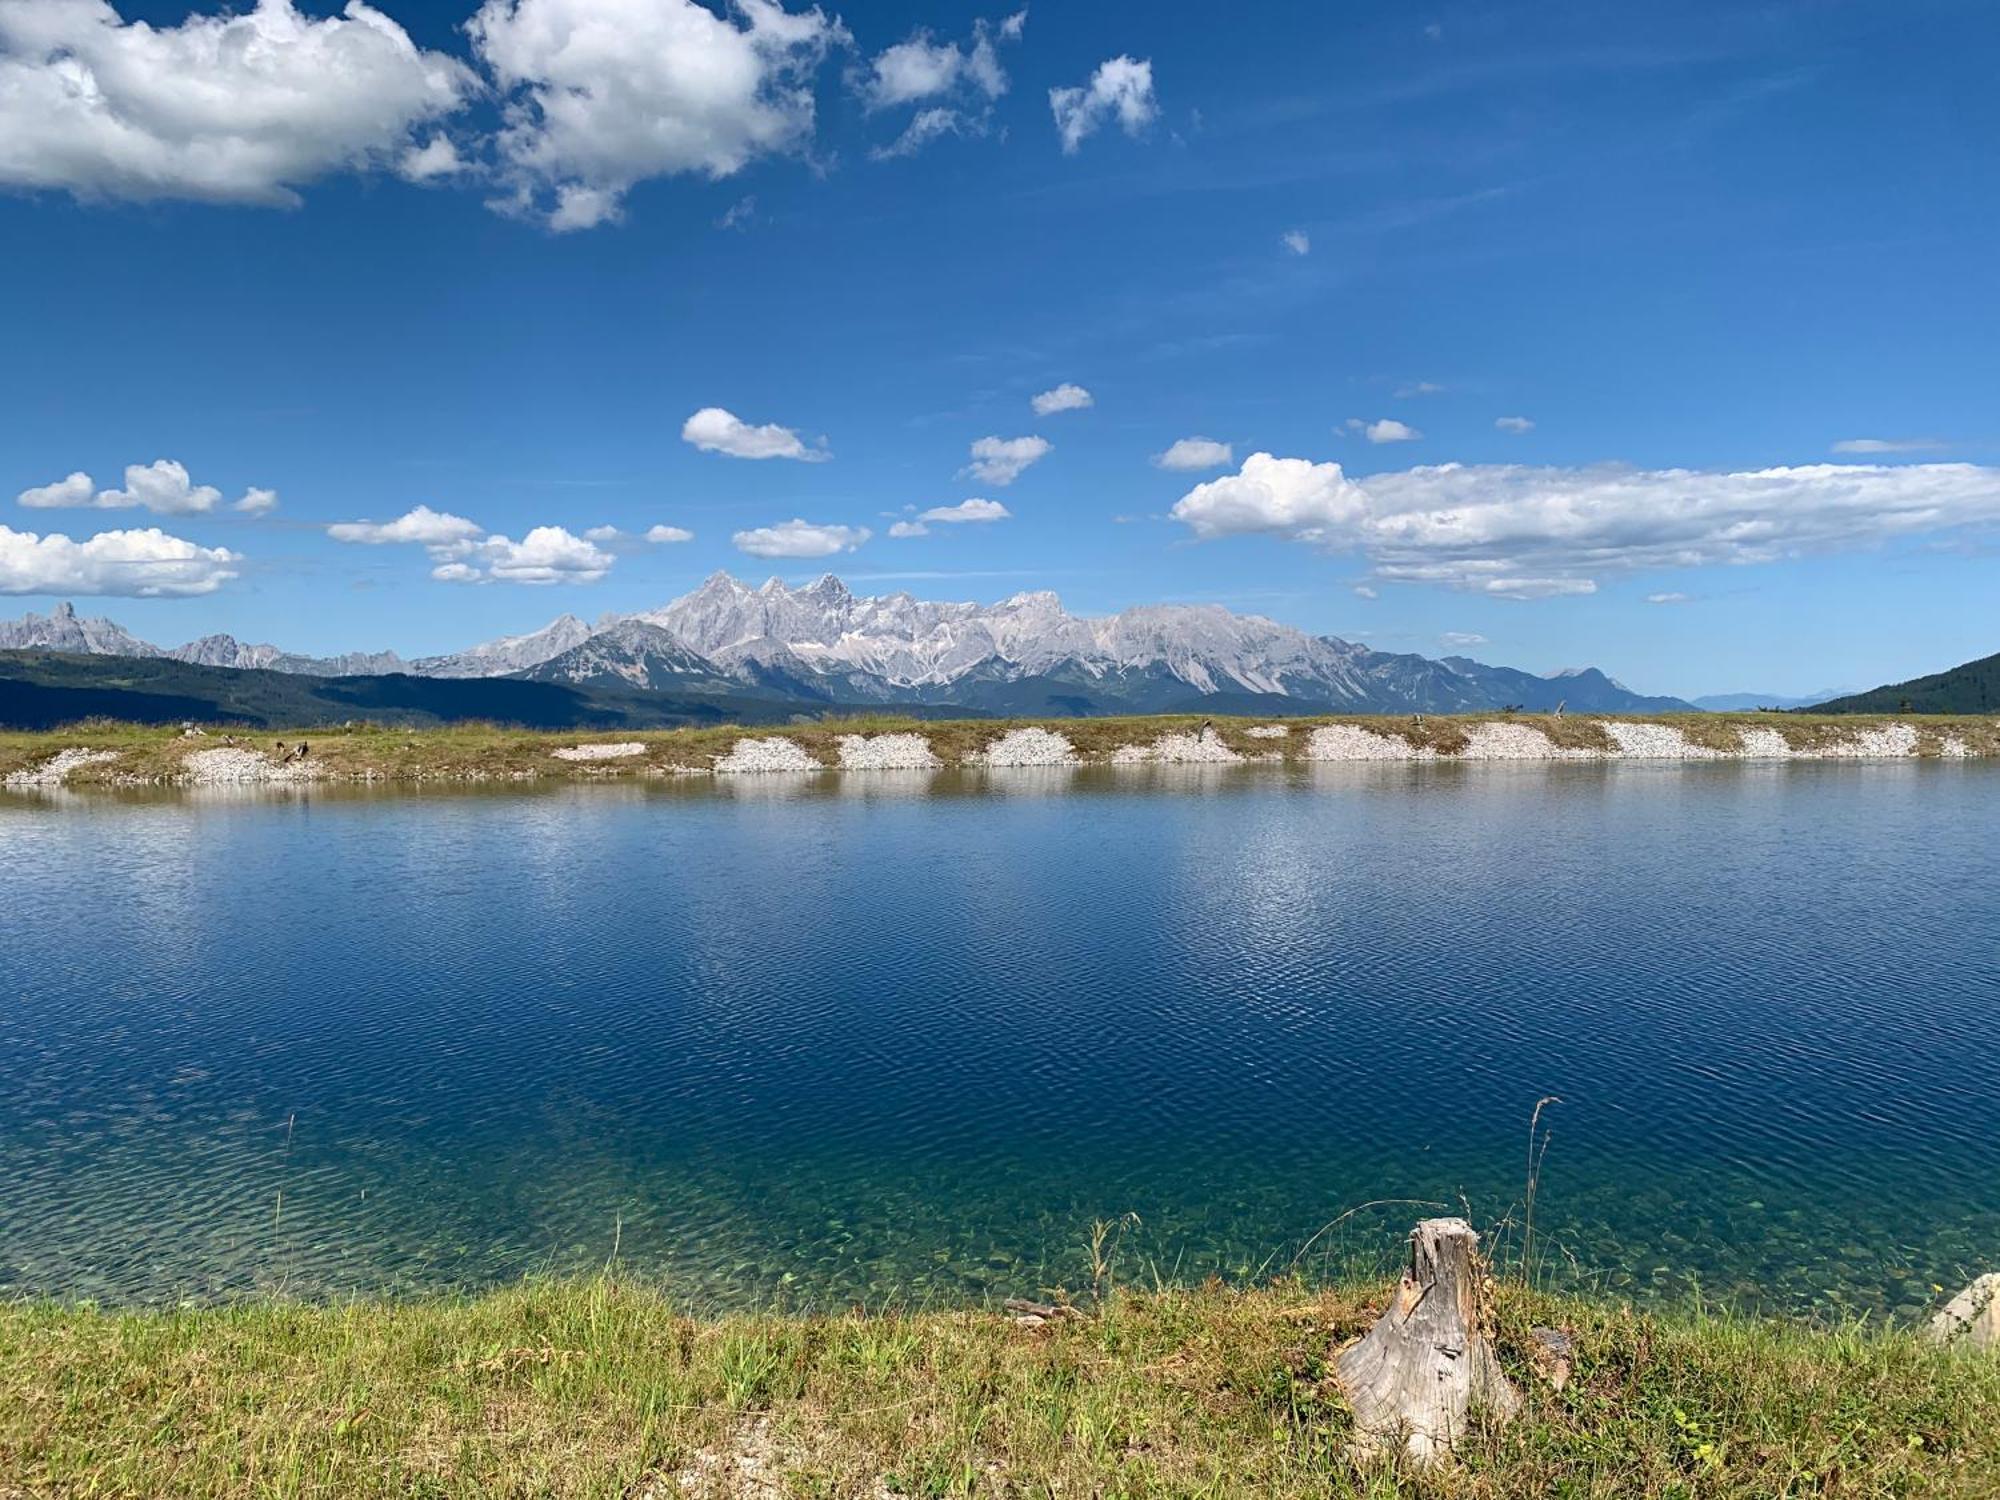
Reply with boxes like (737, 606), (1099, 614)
(5, 1272), (1998, 1496)
(4, 711), (1998, 790)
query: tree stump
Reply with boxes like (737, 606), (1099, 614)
(1335, 1217), (1521, 1465)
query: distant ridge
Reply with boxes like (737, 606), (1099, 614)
(1814, 651), (1999, 715)
(0, 574), (1697, 720)
(0, 650), (797, 732)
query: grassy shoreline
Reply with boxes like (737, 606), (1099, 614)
(4, 1276), (1996, 1496)
(3, 711), (1997, 788)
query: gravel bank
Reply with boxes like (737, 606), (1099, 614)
(970, 728), (1079, 767)
(836, 733), (942, 770)
(551, 742), (645, 762)
(1303, 725), (1434, 760)
(3, 748), (119, 786)
(713, 738), (825, 774)
(179, 749), (319, 785)
(1111, 731), (1244, 764)
(1603, 723), (1725, 759)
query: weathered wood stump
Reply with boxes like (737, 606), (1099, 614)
(1335, 1217), (1521, 1465)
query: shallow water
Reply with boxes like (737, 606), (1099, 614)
(3, 760), (1996, 1317)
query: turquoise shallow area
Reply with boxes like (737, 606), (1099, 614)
(2, 760), (1996, 1318)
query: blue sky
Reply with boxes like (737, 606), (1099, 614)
(2, 0), (1995, 697)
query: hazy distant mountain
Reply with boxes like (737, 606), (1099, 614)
(1815, 652), (1999, 715)
(167, 634), (407, 677)
(1690, 690), (1847, 712)
(411, 614), (593, 677)
(0, 576), (1698, 717)
(0, 602), (160, 660)
(0, 603), (404, 678)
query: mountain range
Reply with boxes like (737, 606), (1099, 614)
(0, 576), (1698, 720)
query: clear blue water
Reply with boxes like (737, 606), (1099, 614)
(3, 760), (1997, 1318)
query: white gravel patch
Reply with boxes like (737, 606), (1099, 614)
(1603, 722), (1725, 759)
(1736, 728), (1796, 758)
(1460, 723), (1602, 760)
(551, 741), (645, 762)
(1938, 735), (1973, 758)
(180, 748), (318, 784)
(1244, 724), (1290, 739)
(1157, 731), (1242, 763)
(1302, 724), (1434, 760)
(836, 733), (941, 770)
(712, 737), (823, 774)
(1111, 731), (1244, 765)
(971, 727), (1078, 766)
(1832, 723), (1920, 758)
(4, 748), (119, 786)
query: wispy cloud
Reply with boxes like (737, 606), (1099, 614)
(1170, 454), (2000, 600)
(733, 519), (870, 559)
(1831, 437), (1944, 454)
(964, 435), (1050, 484)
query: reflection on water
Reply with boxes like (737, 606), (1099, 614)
(2, 759), (1997, 1317)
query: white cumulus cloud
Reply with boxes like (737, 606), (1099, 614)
(1049, 55), (1156, 153)
(888, 520), (927, 538)
(682, 406), (828, 461)
(16, 471), (94, 508)
(16, 459), (270, 515)
(1153, 437), (1232, 471)
(1495, 416), (1535, 434)
(444, 526), (615, 584)
(468, 0), (846, 231)
(1030, 382), (1092, 416)
(920, 498), (1008, 523)
(94, 459), (221, 512)
(732, 518), (869, 558)
(1171, 454), (2000, 600)
(327, 505), (485, 546)
(964, 434), (1049, 485)
(1439, 631), (1487, 647)
(1281, 229), (1309, 256)
(645, 523), (694, 543)
(398, 134), (465, 182)
(327, 505), (610, 583)
(0, 522), (240, 596)
(1363, 418), (1421, 444)
(0, 0), (473, 205)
